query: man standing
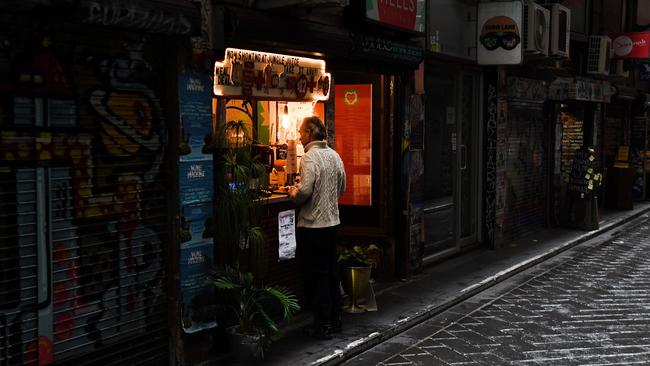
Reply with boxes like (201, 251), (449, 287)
(288, 116), (346, 340)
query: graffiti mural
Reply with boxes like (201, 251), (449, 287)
(0, 34), (168, 364)
(502, 102), (546, 241)
(484, 82), (497, 248)
(81, 0), (196, 35)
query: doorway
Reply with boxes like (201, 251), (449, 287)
(422, 69), (481, 260)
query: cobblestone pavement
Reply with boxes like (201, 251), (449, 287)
(345, 219), (650, 365)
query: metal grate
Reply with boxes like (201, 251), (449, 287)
(0, 169), (40, 366)
(503, 102), (547, 241)
(1, 19), (170, 364)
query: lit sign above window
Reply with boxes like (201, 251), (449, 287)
(213, 48), (331, 102)
(365, 0), (425, 33)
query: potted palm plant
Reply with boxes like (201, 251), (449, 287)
(208, 265), (300, 362)
(211, 115), (299, 360)
(337, 244), (382, 313)
(214, 119), (267, 270)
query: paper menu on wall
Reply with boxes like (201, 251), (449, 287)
(278, 209), (296, 261)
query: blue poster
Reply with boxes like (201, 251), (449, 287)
(181, 201), (214, 243)
(178, 74), (214, 162)
(180, 239), (217, 333)
(180, 159), (213, 204)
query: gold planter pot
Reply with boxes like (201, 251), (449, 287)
(341, 266), (372, 313)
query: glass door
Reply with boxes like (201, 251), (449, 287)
(458, 73), (480, 247)
(423, 70), (480, 258)
(423, 71), (456, 256)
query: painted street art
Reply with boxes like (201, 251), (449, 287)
(484, 82), (497, 248)
(81, 0), (197, 35)
(502, 102), (546, 241)
(0, 35), (168, 365)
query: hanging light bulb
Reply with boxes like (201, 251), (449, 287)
(281, 104), (289, 129)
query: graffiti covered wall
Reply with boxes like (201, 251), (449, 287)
(483, 72), (498, 248)
(496, 77), (548, 244)
(0, 23), (170, 365)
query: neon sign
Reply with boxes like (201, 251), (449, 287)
(214, 48), (331, 101)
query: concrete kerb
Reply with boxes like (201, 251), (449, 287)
(316, 205), (650, 366)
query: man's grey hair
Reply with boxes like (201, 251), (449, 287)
(302, 116), (327, 141)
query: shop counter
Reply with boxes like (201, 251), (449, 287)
(254, 193), (304, 302)
(257, 193), (291, 204)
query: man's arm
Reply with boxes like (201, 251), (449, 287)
(338, 163), (346, 198)
(290, 155), (315, 204)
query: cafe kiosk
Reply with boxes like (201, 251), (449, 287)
(214, 48), (331, 189)
(212, 48), (331, 286)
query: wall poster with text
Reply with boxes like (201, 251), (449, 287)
(177, 73), (216, 333)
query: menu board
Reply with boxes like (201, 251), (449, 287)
(567, 147), (601, 197)
(278, 209), (296, 261)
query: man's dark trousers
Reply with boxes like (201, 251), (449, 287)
(298, 226), (342, 329)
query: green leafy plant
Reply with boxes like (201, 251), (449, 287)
(214, 118), (267, 270)
(337, 244), (382, 267)
(208, 265), (300, 343)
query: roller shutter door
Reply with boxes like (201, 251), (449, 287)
(502, 101), (547, 241)
(0, 21), (170, 365)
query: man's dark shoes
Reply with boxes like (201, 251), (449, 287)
(303, 324), (333, 340)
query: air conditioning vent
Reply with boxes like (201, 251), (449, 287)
(587, 36), (612, 75)
(523, 0), (550, 55)
(550, 4), (570, 57)
(610, 59), (630, 78)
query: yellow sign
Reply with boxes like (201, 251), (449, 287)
(616, 145), (629, 162)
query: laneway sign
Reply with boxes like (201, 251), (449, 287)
(610, 32), (650, 59)
(477, 1), (523, 65)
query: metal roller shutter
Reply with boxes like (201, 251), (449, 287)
(503, 101), (547, 240)
(0, 169), (40, 366)
(1, 21), (170, 365)
(50, 27), (170, 364)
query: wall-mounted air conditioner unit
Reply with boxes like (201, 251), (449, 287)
(610, 59), (630, 78)
(549, 4), (570, 57)
(587, 36), (611, 75)
(523, 0), (550, 55)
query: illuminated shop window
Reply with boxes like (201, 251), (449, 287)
(334, 84), (372, 206)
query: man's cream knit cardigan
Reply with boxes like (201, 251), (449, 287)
(292, 140), (346, 228)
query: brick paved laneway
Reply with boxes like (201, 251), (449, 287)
(346, 219), (650, 365)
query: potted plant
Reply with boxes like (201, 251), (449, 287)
(337, 244), (382, 313)
(214, 118), (267, 270)
(208, 265), (300, 363)
(212, 112), (286, 358)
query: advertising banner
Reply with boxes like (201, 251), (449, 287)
(365, 0), (425, 33)
(177, 71), (216, 334)
(178, 74), (213, 162)
(214, 48), (331, 102)
(180, 159), (213, 205)
(610, 32), (650, 59)
(181, 201), (214, 244)
(477, 1), (523, 65)
(180, 240), (217, 333)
